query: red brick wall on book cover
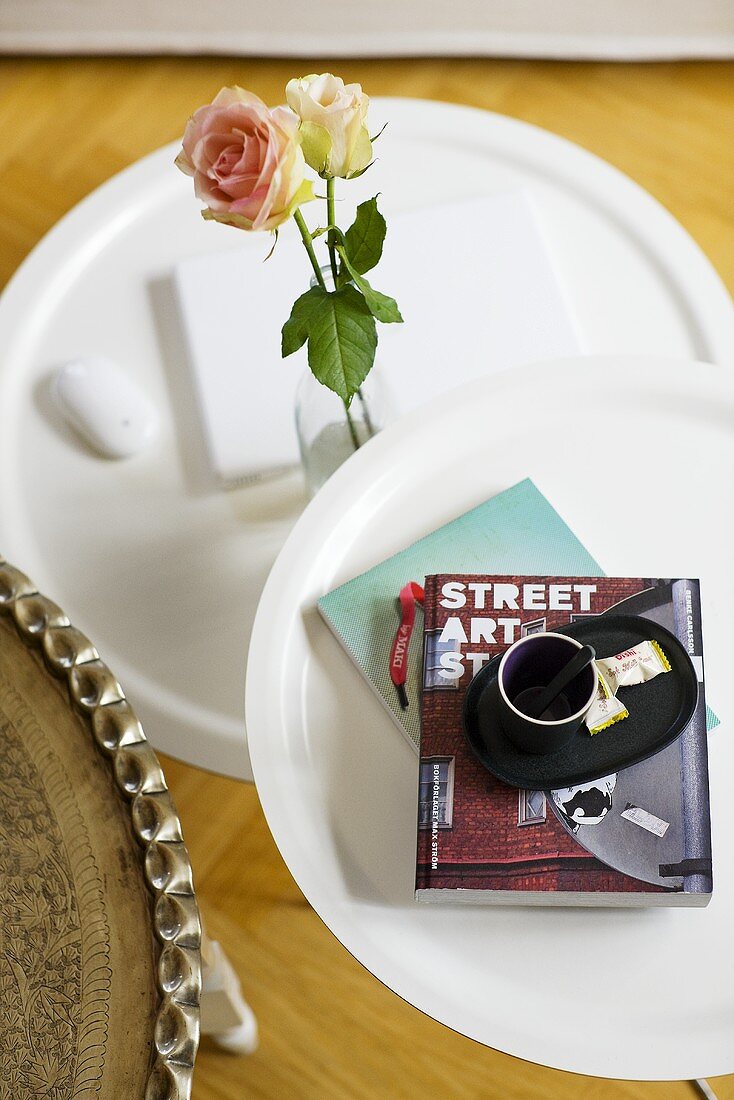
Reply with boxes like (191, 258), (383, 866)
(417, 575), (667, 894)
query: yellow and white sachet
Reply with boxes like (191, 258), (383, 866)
(586, 640), (672, 735)
(586, 672), (629, 734)
(596, 640), (671, 691)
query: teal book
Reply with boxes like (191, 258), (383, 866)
(318, 479), (602, 752)
(317, 478), (718, 752)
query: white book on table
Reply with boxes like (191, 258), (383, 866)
(173, 190), (582, 485)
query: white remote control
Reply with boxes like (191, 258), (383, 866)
(52, 357), (159, 459)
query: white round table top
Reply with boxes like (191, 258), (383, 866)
(247, 355), (734, 1080)
(0, 99), (732, 779)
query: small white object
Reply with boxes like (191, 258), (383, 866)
(620, 804), (671, 837)
(52, 356), (158, 458)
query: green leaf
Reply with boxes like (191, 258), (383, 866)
(343, 197), (386, 274)
(306, 285), (377, 403)
(338, 248), (403, 324)
(282, 287), (328, 357)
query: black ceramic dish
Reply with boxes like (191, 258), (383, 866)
(462, 613), (698, 789)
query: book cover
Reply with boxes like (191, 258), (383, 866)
(416, 574), (712, 906)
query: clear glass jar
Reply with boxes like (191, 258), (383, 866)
(294, 266), (392, 497)
(295, 365), (389, 497)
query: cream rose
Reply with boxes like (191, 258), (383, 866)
(175, 86), (313, 232)
(285, 73), (372, 180)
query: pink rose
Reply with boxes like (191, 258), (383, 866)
(175, 86), (313, 232)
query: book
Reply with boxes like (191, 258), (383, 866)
(318, 478), (602, 752)
(173, 192), (581, 483)
(416, 574), (712, 907)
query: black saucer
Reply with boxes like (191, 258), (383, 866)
(462, 614), (698, 789)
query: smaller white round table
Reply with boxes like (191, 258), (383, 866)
(246, 356), (734, 1081)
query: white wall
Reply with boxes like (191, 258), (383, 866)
(1, 0), (733, 58)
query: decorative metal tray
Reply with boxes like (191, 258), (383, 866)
(0, 558), (200, 1099)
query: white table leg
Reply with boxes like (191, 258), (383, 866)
(200, 933), (258, 1055)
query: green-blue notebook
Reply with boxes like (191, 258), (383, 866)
(318, 479), (596, 750)
(318, 478), (717, 751)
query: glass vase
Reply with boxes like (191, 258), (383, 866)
(294, 266), (391, 497)
(295, 363), (389, 498)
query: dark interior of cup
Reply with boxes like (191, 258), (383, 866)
(501, 635), (594, 718)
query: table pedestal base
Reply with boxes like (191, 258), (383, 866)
(201, 934), (258, 1055)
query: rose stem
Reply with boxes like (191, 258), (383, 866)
(294, 208), (327, 290)
(294, 208), (359, 450)
(326, 177), (340, 287)
(356, 388), (375, 437)
(327, 180), (370, 436)
(343, 399), (360, 450)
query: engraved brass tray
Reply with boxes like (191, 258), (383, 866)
(0, 559), (200, 1099)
